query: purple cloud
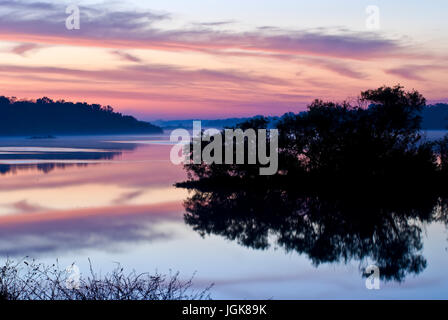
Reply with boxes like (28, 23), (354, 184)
(10, 42), (42, 56)
(0, 0), (413, 61)
(110, 50), (142, 63)
(385, 64), (448, 81)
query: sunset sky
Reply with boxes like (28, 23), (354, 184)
(0, 0), (447, 119)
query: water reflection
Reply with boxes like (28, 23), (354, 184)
(0, 138), (137, 175)
(0, 135), (446, 298)
(0, 137), (190, 257)
(178, 181), (448, 282)
(0, 202), (182, 256)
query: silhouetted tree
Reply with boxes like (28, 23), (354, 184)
(182, 115), (275, 181)
(276, 85), (437, 186)
(176, 85), (448, 282)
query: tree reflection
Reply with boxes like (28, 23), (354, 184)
(179, 181), (447, 281)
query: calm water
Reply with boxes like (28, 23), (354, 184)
(0, 134), (447, 299)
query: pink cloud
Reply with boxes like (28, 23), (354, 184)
(384, 64), (448, 82)
(10, 42), (43, 56)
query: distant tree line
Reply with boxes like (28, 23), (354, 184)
(422, 103), (448, 129)
(154, 103), (448, 131)
(0, 96), (162, 135)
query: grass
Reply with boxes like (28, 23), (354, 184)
(0, 258), (212, 300)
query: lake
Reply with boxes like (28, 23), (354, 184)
(0, 133), (447, 299)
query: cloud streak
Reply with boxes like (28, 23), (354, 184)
(0, 1), (411, 60)
(10, 42), (43, 55)
(384, 64), (448, 82)
(0, 63), (292, 87)
(110, 50), (142, 63)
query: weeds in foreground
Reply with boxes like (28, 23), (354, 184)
(0, 258), (212, 300)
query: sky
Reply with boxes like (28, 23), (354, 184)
(0, 0), (447, 120)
